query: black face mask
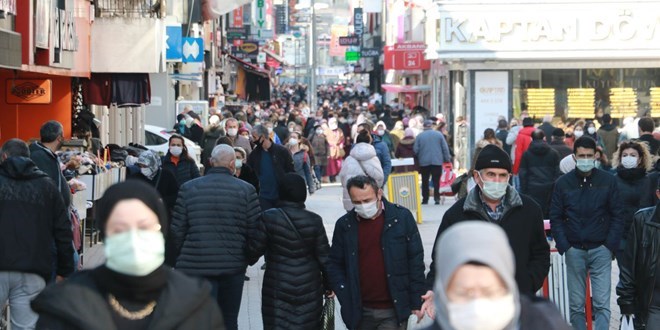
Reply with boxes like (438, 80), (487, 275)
(253, 137), (263, 148)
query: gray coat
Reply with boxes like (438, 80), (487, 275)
(170, 167), (261, 276)
(413, 129), (451, 167)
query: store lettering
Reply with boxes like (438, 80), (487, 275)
(444, 12), (660, 43)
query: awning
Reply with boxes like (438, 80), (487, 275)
(381, 84), (432, 93)
(226, 54), (269, 78)
(262, 49), (284, 69)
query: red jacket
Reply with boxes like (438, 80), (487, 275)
(513, 126), (535, 174)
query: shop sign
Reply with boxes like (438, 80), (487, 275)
(165, 25), (183, 61)
(182, 38), (204, 63)
(6, 79), (52, 105)
(361, 48), (381, 58)
(436, 2), (660, 59)
(473, 71), (509, 146)
(232, 7), (244, 28)
(227, 27), (248, 41)
(0, 0), (16, 15)
(384, 42), (431, 70)
(339, 36), (360, 46)
(354, 8), (363, 41)
(345, 51), (360, 62)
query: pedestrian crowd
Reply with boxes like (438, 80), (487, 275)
(2, 82), (660, 330)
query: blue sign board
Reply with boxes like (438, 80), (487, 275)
(182, 38), (204, 63)
(165, 26), (182, 61)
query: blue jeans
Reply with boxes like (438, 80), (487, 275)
(0, 272), (46, 330)
(565, 245), (612, 330)
(205, 273), (245, 330)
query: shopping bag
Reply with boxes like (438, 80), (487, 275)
(620, 315), (634, 330)
(407, 314), (434, 330)
(321, 296), (335, 330)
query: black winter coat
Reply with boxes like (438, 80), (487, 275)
(327, 199), (426, 329)
(252, 202), (331, 330)
(247, 142), (295, 188)
(0, 157), (74, 281)
(519, 141), (561, 218)
(162, 154), (200, 187)
(29, 142), (71, 206)
(615, 167), (653, 243)
(127, 169), (179, 214)
(427, 186), (550, 295)
(31, 267), (224, 329)
(617, 205), (660, 327)
(550, 140), (573, 159)
(550, 169), (625, 254)
(170, 167), (261, 277)
(201, 127), (223, 169)
(237, 163), (260, 194)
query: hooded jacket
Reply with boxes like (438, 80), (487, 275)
(427, 186), (550, 294)
(426, 222), (568, 330)
(513, 126), (536, 174)
(597, 123), (620, 161)
(519, 141), (561, 218)
(339, 143), (385, 211)
(395, 137), (417, 173)
(31, 267), (224, 329)
(0, 157), (74, 281)
(29, 142), (71, 206)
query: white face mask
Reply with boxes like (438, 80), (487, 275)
(329, 123), (338, 130)
(288, 138), (299, 146)
(288, 127), (295, 133)
(227, 128), (238, 137)
(587, 127), (596, 135)
(140, 167), (155, 179)
(448, 294), (516, 330)
(169, 146), (183, 157)
(267, 127), (274, 133)
(104, 230), (165, 276)
(354, 200), (379, 219)
(235, 159), (243, 169)
(377, 129), (385, 136)
(478, 172), (508, 200)
(316, 128), (323, 135)
(574, 130), (584, 138)
(621, 156), (638, 169)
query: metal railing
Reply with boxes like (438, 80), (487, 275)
(94, 0), (161, 18)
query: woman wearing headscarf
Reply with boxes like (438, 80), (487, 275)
(129, 151), (179, 215)
(252, 174), (332, 330)
(423, 221), (569, 330)
(286, 132), (315, 195)
(309, 124), (328, 183)
(390, 121), (405, 150)
(394, 128), (418, 173)
(325, 117), (345, 183)
(338, 130), (385, 211)
(161, 134), (200, 187)
(31, 181), (224, 329)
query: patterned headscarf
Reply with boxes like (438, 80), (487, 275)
(137, 151), (161, 180)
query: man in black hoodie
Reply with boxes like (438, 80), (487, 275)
(0, 139), (74, 329)
(597, 114), (620, 162)
(519, 130), (561, 218)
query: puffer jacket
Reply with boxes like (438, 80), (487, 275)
(252, 202), (331, 330)
(327, 199), (426, 329)
(339, 143), (385, 211)
(0, 157), (74, 281)
(162, 153), (201, 187)
(615, 167), (652, 243)
(519, 141), (561, 218)
(550, 169), (625, 254)
(513, 126), (536, 174)
(170, 167), (261, 276)
(617, 205), (660, 327)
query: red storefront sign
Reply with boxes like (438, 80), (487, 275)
(232, 7), (243, 27)
(384, 42), (431, 70)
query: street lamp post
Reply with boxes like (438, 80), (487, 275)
(310, 0), (317, 110)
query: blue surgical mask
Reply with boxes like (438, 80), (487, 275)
(576, 158), (595, 172)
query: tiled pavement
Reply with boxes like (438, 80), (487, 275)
(82, 185), (622, 330)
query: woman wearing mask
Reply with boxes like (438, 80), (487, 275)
(264, 121), (282, 145)
(424, 221), (569, 330)
(287, 132), (315, 195)
(31, 181), (224, 329)
(309, 124), (328, 183)
(374, 121), (395, 156)
(338, 130), (384, 211)
(129, 151), (179, 215)
(612, 140), (653, 262)
(395, 128), (418, 173)
(161, 135), (200, 187)
(325, 118), (345, 183)
(252, 174), (332, 330)
(390, 121), (405, 151)
(184, 112), (204, 146)
(235, 147), (259, 193)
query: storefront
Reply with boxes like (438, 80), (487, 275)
(432, 0), (660, 168)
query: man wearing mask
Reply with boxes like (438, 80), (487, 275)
(274, 116), (290, 143)
(170, 144), (261, 330)
(550, 136), (624, 330)
(225, 118), (252, 156)
(429, 221), (570, 330)
(327, 175), (426, 330)
(247, 125), (295, 211)
(0, 139), (74, 328)
(423, 145), (549, 317)
(30, 120), (71, 207)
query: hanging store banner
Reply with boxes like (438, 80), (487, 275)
(232, 6), (244, 27)
(384, 42), (431, 70)
(6, 79), (52, 104)
(473, 71), (509, 145)
(354, 7), (364, 44)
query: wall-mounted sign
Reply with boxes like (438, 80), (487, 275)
(232, 7), (244, 28)
(345, 51), (360, 62)
(361, 48), (381, 57)
(227, 27), (248, 41)
(182, 38), (204, 63)
(165, 25), (183, 61)
(6, 79), (52, 104)
(473, 71), (509, 145)
(353, 8), (364, 42)
(240, 42), (258, 53)
(384, 42), (431, 70)
(339, 36), (360, 46)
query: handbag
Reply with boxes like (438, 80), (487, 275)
(320, 296), (335, 330)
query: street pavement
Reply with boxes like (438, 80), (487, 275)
(82, 184), (622, 330)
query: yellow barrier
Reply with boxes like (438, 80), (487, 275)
(386, 171), (423, 224)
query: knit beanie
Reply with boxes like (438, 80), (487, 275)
(474, 144), (512, 172)
(279, 173), (307, 203)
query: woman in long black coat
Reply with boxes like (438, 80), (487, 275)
(253, 173), (332, 330)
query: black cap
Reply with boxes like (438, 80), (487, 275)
(475, 145), (512, 172)
(552, 128), (565, 137)
(522, 117), (534, 127)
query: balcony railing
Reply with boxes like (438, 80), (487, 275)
(94, 0), (161, 18)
